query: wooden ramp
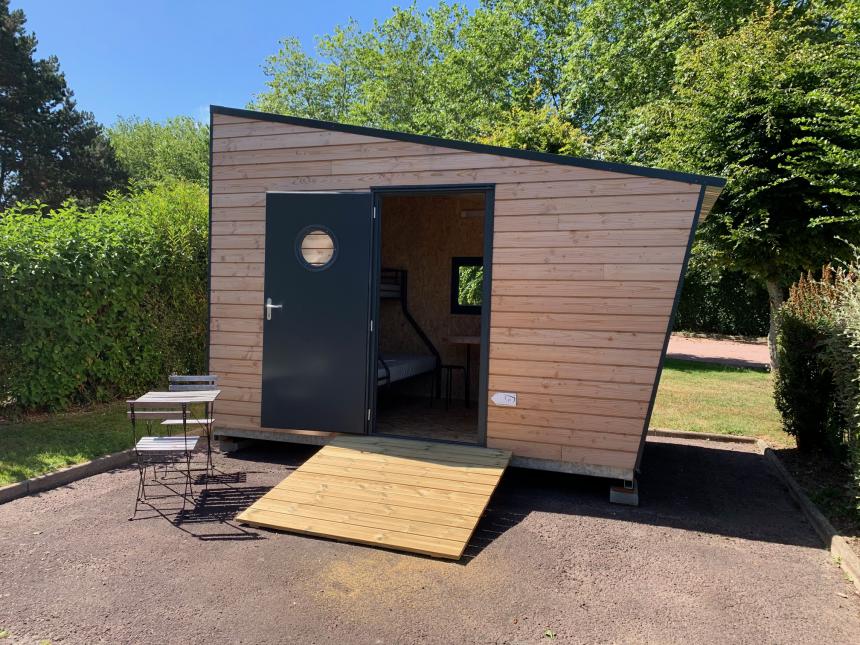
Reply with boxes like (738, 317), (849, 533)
(236, 436), (511, 559)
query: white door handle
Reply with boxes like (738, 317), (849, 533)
(266, 297), (283, 321)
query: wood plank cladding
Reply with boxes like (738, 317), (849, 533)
(209, 111), (711, 479)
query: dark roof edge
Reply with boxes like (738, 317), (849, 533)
(211, 105), (727, 188)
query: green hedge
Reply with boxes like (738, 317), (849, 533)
(825, 272), (860, 511)
(773, 271), (842, 453)
(675, 261), (769, 337)
(0, 181), (208, 410)
(774, 266), (860, 512)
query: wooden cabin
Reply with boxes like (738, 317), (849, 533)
(207, 105), (725, 491)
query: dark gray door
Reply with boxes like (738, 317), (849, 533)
(261, 192), (373, 433)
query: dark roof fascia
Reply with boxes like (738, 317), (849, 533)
(211, 105), (727, 188)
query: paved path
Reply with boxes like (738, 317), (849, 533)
(668, 333), (770, 369)
(1, 438), (857, 643)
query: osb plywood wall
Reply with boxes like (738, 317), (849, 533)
(379, 194), (484, 397)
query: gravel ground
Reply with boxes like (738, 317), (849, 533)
(1, 436), (858, 644)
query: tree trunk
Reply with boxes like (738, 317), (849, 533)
(766, 279), (785, 371)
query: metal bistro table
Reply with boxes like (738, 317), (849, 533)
(128, 389), (220, 473)
(444, 335), (480, 408)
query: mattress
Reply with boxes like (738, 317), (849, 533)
(378, 353), (437, 383)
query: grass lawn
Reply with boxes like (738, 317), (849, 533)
(651, 359), (789, 446)
(0, 403), (130, 485)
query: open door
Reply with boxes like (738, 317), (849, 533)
(261, 192), (374, 433)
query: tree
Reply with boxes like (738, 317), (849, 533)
(251, 0), (766, 151)
(482, 0), (578, 114)
(560, 0), (762, 151)
(0, 0), (125, 208)
(252, 3), (577, 145)
(479, 103), (588, 155)
(252, 23), (371, 124)
(630, 4), (860, 365)
(251, 0), (860, 359)
(108, 116), (209, 187)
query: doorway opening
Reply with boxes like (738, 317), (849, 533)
(372, 188), (492, 445)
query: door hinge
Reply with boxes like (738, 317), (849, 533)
(370, 319), (373, 332)
(367, 408), (371, 421)
(373, 206), (377, 219)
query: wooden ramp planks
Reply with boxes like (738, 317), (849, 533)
(235, 436), (511, 559)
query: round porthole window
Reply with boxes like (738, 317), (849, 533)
(296, 226), (337, 270)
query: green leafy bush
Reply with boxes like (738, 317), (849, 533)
(774, 270), (842, 453)
(824, 274), (860, 510)
(774, 265), (860, 512)
(108, 116), (210, 187)
(0, 181), (208, 410)
(458, 265), (483, 306)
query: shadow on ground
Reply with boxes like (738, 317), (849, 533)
(133, 437), (823, 559)
(128, 445), (320, 540)
(466, 439), (822, 561)
(665, 352), (769, 370)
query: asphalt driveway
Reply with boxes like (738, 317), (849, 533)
(1, 436), (858, 644)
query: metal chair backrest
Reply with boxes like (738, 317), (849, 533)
(168, 374), (218, 392)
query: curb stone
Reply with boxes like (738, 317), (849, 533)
(0, 449), (134, 505)
(758, 441), (860, 593)
(648, 428), (760, 444)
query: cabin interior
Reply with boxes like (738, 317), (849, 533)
(374, 191), (487, 445)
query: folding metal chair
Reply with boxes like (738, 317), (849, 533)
(163, 374), (218, 472)
(128, 400), (199, 520)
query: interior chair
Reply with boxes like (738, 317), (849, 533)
(440, 363), (466, 410)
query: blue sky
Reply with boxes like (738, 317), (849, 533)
(14, 0), (477, 126)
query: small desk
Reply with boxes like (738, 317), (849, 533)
(444, 336), (480, 408)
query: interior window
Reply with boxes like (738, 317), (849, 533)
(451, 257), (483, 315)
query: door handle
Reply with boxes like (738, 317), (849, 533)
(265, 297), (283, 321)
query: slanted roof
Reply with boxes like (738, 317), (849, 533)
(211, 105), (726, 218)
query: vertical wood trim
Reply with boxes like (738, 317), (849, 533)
(478, 187), (495, 447)
(633, 185), (707, 473)
(206, 106), (215, 372)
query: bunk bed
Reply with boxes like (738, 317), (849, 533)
(377, 268), (441, 395)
